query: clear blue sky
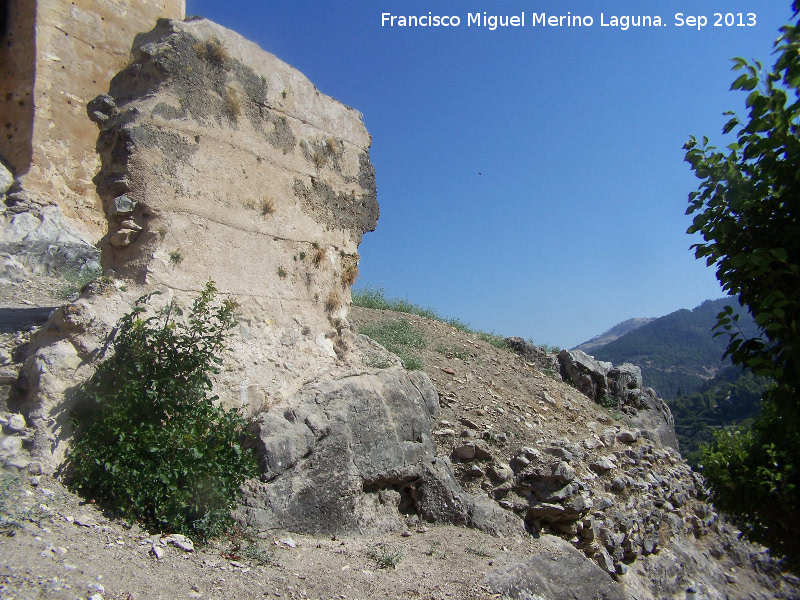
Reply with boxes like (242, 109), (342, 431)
(186, 1), (795, 348)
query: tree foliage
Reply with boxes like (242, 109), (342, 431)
(684, 7), (800, 569)
(68, 281), (258, 543)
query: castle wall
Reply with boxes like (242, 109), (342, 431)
(0, 0), (185, 241)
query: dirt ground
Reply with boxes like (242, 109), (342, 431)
(0, 289), (796, 599)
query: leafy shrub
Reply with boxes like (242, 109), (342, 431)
(58, 265), (103, 300)
(68, 281), (258, 543)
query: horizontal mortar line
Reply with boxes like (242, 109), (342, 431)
(164, 207), (345, 248)
(257, 103), (365, 148)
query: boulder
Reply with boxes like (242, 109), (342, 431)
(557, 349), (611, 402)
(236, 367), (523, 538)
(557, 350), (678, 450)
(0, 159), (12, 196)
(484, 535), (625, 600)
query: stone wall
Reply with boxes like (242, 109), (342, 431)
(0, 0), (185, 241)
(17, 17), (380, 471)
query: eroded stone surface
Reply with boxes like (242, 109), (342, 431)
(236, 367), (523, 539)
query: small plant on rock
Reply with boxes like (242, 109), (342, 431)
(169, 249), (183, 265)
(193, 37), (230, 67)
(312, 246), (326, 266)
(68, 281), (258, 543)
(325, 291), (341, 312)
(259, 197), (275, 216)
(341, 264), (359, 287)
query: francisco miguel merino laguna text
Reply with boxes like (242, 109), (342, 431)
(383, 12), (671, 31)
(381, 12), (644, 31)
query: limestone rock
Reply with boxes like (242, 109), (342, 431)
(236, 368), (523, 539)
(557, 350), (678, 450)
(557, 349), (611, 402)
(91, 17), (377, 306)
(485, 535), (625, 600)
(0, 159), (12, 196)
(0, 204), (100, 280)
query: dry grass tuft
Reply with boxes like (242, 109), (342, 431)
(325, 291), (342, 313)
(194, 38), (230, 66)
(341, 264), (359, 287)
(313, 246), (326, 266)
(311, 150), (326, 170)
(325, 137), (339, 155)
(224, 88), (241, 121)
(260, 197), (276, 216)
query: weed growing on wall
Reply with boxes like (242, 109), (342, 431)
(68, 282), (258, 543)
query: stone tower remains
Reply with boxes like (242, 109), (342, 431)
(0, 0), (185, 241)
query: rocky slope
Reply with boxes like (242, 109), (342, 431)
(1, 12), (798, 600)
(1, 303), (798, 599)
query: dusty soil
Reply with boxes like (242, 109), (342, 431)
(0, 298), (796, 600)
(1, 469), (545, 600)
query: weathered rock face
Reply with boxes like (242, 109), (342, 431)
(16, 17), (381, 472)
(558, 349), (678, 450)
(485, 535), (625, 600)
(89, 17), (378, 319)
(0, 0), (185, 241)
(237, 367), (523, 538)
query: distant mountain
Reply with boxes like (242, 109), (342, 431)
(574, 317), (654, 354)
(575, 298), (760, 400)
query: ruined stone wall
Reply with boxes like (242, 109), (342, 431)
(0, 0), (185, 240)
(18, 17), (380, 470)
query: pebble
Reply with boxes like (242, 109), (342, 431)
(152, 545), (165, 560)
(164, 534), (194, 552)
(75, 515), (97, 527)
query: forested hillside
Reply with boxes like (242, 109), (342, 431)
(667, 367), (772, 465)
(587, 298), (759, 399)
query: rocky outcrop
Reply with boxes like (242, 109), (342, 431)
(16, 17), (380, 472)
(88, 17), (377, 308)
(485, 535), (625, 600)
(10, 17), (521, 547)
(1, 158), (99, 287)
(558, 349), (677, 449)
(237, 367), (523, 538)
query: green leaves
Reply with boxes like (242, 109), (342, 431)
(68, 281), (257, 543)
(686, 10), (800, 571)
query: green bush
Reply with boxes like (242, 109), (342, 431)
(68, 281), (258, 543)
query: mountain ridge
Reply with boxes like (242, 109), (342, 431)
(575, 298), (759, 400)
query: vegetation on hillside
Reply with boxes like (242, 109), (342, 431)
(684, 2), (800, 569)
(353, 286), (510, 350)
(590, 298), (757, 399)
(68, 282), (258, 543)
(667, 368), (771, 466)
